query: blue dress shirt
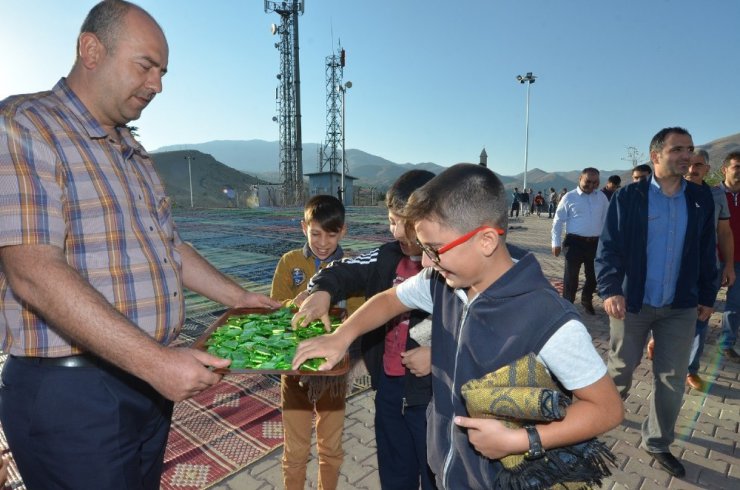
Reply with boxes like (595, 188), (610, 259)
(644, 177), (688, 307)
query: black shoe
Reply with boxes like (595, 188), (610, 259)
(647, 450), (685, 477)
(720, 347), (740, 362)
(581, 301), (595, 315)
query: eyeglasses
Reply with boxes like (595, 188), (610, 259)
(416, 225), (504, 264)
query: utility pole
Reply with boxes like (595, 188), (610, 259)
(622, 146), (645, 168)
(184, 155), (195, 208)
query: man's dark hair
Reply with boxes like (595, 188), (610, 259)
(633, 163), (652, 175)
(304, 195), (345, 233)
(582, 167), (600, 176)
(385, 170), (435, 213)
(79, 0), (158, 54)
(607, 175), (621, 186)
(404, 163), (508, 236)
(649, 127), (691, 153)
(723, 151), (740, 167)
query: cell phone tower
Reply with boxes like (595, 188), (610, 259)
(321, 45), (345, 174)
(265, 0), (304, 206)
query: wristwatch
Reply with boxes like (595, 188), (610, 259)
(523, 425), (546, 460)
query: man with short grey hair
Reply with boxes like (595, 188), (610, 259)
(679, 149), (733, 390)
(0, 1), (280, 488)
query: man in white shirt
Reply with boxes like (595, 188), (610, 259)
(552, 167), (609, 314)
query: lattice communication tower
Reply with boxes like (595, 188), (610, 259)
(321, 46), (345, 174)
(265, 0), (304, 205)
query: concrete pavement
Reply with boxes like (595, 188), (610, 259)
(211, 214), (739, 490)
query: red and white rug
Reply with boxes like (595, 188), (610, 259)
(161, 374), (284, 489)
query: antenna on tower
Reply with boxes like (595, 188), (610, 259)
(265, 0), (305, 206)
(322, 43), (345, 175)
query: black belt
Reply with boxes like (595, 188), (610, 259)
(10, 354), (101, 368)
(565, 233), (599, 243)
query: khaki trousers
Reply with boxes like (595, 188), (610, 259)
(281, 375), (346, 490)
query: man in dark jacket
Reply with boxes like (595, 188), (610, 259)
(595, 127), (718, 478)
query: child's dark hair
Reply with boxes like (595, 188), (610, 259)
(404, 164), (508, 236)
(386, 170), (436, 213)
(304, 195), (345, 233)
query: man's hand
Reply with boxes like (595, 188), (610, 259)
(453, 417), (528, 460)
(291, 291), (332, 331)
(144, 347), (231, 402)
(603, 295), (626, 320)
(722, 264), (736, 288)
(697, 304), (714, 322)
(235, 291), (281, 309)
(401, 347), (431, 377)
(291, 330), (350, 371)
(552, 246), (561, 257)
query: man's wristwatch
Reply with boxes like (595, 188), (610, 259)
(523, 425), (546, 460)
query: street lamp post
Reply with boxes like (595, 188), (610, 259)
(339, 81), (352, 205)
(184, 155), (195, 208)
(516, 72), (537, 192)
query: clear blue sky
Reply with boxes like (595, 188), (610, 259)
(2, 0), (739, 176)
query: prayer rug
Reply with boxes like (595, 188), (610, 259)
(161, 374), (284, 490)
(0, 354), (25, 490)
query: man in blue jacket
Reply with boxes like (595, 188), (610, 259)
(595, 127), (718, 479)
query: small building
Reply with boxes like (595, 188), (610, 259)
(480, 148), (488, 167)
(305, 171), (358, 205)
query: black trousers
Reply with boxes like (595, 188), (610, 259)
(562, 234), (598, 303)
(0, 355), (173, 490)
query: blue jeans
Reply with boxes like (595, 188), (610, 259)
(688, 319), (707, 375)
(375, 371), (436, 490)
(720, 262), (740, 349)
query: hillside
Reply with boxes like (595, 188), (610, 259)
(150, 150), (267, 208)
(700, 132), (740, 166)
(150, 132), (740, 206)
(153, 140), (449, 188)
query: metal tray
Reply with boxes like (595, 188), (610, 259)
(191, 307), (349, 376)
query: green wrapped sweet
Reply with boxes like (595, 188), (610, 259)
(203, 307), (339, 371)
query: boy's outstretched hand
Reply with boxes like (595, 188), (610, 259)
(291, 330), (351, 371)
(291, 290), (333, 331)
(453, 416), (527, 460)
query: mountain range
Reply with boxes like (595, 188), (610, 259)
(151, 132), (740, 206)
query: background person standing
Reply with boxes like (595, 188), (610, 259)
(551, 168), (609, 315)
(718, 151), (740, 361)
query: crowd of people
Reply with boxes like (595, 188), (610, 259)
(1, 1), (737, 489)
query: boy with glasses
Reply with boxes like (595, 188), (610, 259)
(292, 163), (623, 489)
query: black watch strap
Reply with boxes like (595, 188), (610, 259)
(524, 424), (546, 460)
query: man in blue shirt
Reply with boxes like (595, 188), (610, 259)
(596, 127), (718, 478)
